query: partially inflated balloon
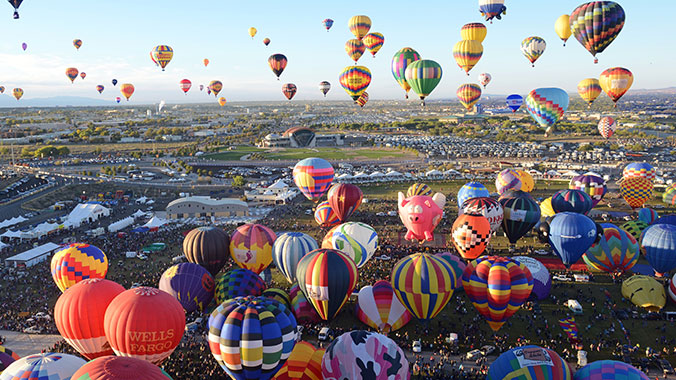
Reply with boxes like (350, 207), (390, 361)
(272, 232), (318, 284)
(72, 356), (173, 380)
(479, 0), (507, 22)
(598, 116), (616, 138)
(292, 157), (334, 201)
(499, 190), (541, 244)
(521, 36), (546, 67)
(570, 173), (607, 208)
(356, 281), (412, 333)
(506, 94), (523, 112)
(488, 346), (572, 380)
(318, 81), (331, 97)
(391, 47), (420, 99)
(182, 226), (230, 276)
(555, 15), (572, 45)
(461, 22), (487, 42)
(66, 67), (79, 83)
(583, 223), (638, 273)
(578, 78), (602, 106)
(120, 84), (134, 101)
(549, 212), (597, 267)
(339, 65), (371, 100)
(344, 39), (365, 63)
(363, 32), (384, 57)
(457, 181), (490, 208)
(230, 223), (276, 274)
(405, 59), (442, 106)
(348, 15), (371, 40)
(51, 243), (108, 292)
(525, 88), (569, 131)
(599, 67), (633, 106)
(620, 177), (653, 209)
(158, 263), (214, 313)
(513, 256), (551, 300)
(453, 40), (483, 75)
(452, 214), (491, 260)
(621, 276), (666, 311)
(268, 54), (288, 80)
(457, 83), (482, 111)
(214, 268), (266, 304)
(328, 184), (363, 222)
(461, 197), (504, 233)
(570, 1), (625, 63)
(151, 45), (173, 71)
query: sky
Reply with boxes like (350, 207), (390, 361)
(0, 0), (673, 104)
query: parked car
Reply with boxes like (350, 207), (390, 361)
(656, 358), (675, 375)
(466, 349), (483, 360)
(412, 340), (422, 353)
(565, 299), (583, 315)
(22, 326), (42, 334)
(318, 327), (331, 342)
(480, 345), (496, 356)
(553, 275), (572, 282)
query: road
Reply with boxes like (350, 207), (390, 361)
(0, 330), (62, 357)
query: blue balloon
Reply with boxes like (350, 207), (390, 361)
(457, 181), (490, 208)
(158, 262), (215, 313)
(641, 224), (676, 274)
(525, 87), (569, 130)
(574, 360), (648, 380)
(488, 345), (572, 380)
(548, 212), (597, 267)
(653, 215), (676, 226)
(637, 208), (659, 225)
(506, 94), (523, 112)
(551, 189), (593, 214)
(272, 232), (318, 284)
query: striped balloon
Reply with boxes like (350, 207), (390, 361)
(329, 222), (378, 268)
(268, 54), (288, 79)
(506, 94), (523, 112)
(208, 297), (297, 380)
(406, 182), (432, 197)
(363, 32), (384, 57)
(435, 252), (466, 289)
(638, 208), (659, 225)
(525, 88), (569, 130)
(452, 40), (483, 75)
(570, 1), (625, 63)
(495, 169), (522, 195)
(457, 83), (482, 111)
(272, 341), (324, 380)
(348, 15), (371, 40)
(623, 162), (655, 181)
(390, 252), (456, 320)
(295, 249), (358, 320)
(344, 39), (365, 63)
(355, 92), (368, 107)
(214, 268), (266, 304)
(314, 201), (339, 228)
(488, 345), (572, 380)
(272, 232), (318, 283)
(51, 243), (108, 292)
(461, 23), (487, 42)
(0, 345), (20, 373)
(391, 47), (421, 99)
(151, 45), (173, 71)
(598, 116), (617, 139)
(513, 256), (551, 300)
(457, 181), (490, 208)
(669, 273), (676, 304)
(578, 78), (602, 106)
(583, 223), (639, 273)
(642, 224), (676, 275)
(620, 177), (653, 209)
(663, 184), (676, 205)
(72, 356), (172, 380)
(461, 197), (504, 233)
(1, 353), (86, 380)
(622, 220), (649, 241)
(551, 189), (593, 214)
(293, 157), (334, 202)
(356, 280), (412, 333)
(462, 256), (533, 331)
(404, 59), (442, 105)
(289, 284), (321, 323)
(570, 173), (607, 208)
(499, 190), (541, 244)
(521, 36), (546, 67)
(230, 223), (276, 274)
(575, 360), (648, 380)
(263, 288), (292, 311)
(600, 67), (633, 106)
(339, 66), (371, 101)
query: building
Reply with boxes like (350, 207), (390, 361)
(166, 196), (249, 219)
(5, 242), (61, 268)
(261, 127), (345, 148)
(244, 179), (299, 204)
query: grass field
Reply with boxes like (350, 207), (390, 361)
(204, 146), (417, 161)
(8, 142), (190, 156)
(204, 146), (266, 161)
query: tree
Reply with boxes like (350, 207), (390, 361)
(232, 175), (246, 188)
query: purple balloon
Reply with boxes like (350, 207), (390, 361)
(514, 256), (551, 300)
(159, 262), (215, 312)
(21, 42), (27, 51)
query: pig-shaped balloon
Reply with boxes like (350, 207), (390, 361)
(398, 192), (446, 242)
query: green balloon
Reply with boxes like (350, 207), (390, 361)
(404, 59), (442, 105)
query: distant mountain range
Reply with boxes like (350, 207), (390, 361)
(627, 87), (676, 95)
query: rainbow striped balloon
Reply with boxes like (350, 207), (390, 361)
(339, 66), (371, 101)
(453, 40), (483, 75)
(363, 32), (384, 57)
(583, 223), (639, 273)
(525, 87), (569, 130)
(457, 83), (482, 111)
(570, 1), (625, 63)
(488, 345), (572, 380)
(314, 201), (339, 228)
(355, 280), (412, 333)
(272, 341), (324, 380)
(344, 39), (365, 63)
(293, 157), (334, 201)
(348, 15), (371, 40)
(461, 22), (487, 43)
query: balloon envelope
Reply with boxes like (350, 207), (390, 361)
(488, 345), (572, 380)
(158, 263), (214, 313)
(513, 256), (551, 300)
(582, 223), (639, 273)
(525, 88), (569, 130)
(328, 184), (363, 222)
(461, 197), (504, 233)
(292, 158), (334, 201)
(1, 353), (86, 380)
(499, 190), (541, 244)
(182, 226), (230, 276)
(272, 232), (319, 283)
(574, 360), (649, 380)
(551, 189), (593, 214)
(314, 201), (339, 228)
(570, 1), (625, 63)
(548, 212), (597, 267)
(329, 222), (377, 268)
(51, 243), (108, 292)
(621, 275), (666, 312)
(215, 268), (266, 304)
(391, 47), (420, 99)
(569, 174), (607, 208)
(71, 356), (173, 380)
(230, 223), (276, 274)
(356, 280), (412, 333)
(272, 341), (324, 380)
(641, 223), (676, 275)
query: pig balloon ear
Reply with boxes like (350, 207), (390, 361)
(432, 192), (446, 208)
(398, 192), (406, 206)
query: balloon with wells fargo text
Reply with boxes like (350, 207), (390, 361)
(329, 222), (378, 268)
(525, 87), (569, 132)
(452, 213), (491, 260)
(569, 1), (625, 64)
(499, 190), (541, 244)
(182, 226), (230, 276)
(295, 248), (358, 321)
(461, 22), (487, 42)
(555, 14), (571, 46)
(348, 15), (371, 40)
(461, 196), (504, 233)
(391, 47), (420, 99)
(356, 280), (412, 333)
(642, 223), (676, 275)
(214, 268), (266, 304)
(51, 243), (108, 292)
(457, 83), (482, 111)
(462, 256), (533, 331)
(230, 223), (276, 274)
(548, 212), (597, 267)
(71, 356), (173, 380)
(397, 191), (446, 242)
(569, 173), (607, 208)
(582, 223), (639, 273)
(339, 65), (371, 101)
(404, 59), (442, 106)
(479, 0), (506, 22)
(314, 200), (339, 228)
(578, 78), (602, 107)
(599, 67), (633, 107)
(328, 183), (363, 222)
(104, 287), (185, 365)
(272, 232), (319, 284)
(268, 54), (287, 80)
(158, 262), (214, 313)
(363, 32), (384, 57)
(453, 40), (483, 75)
(292, 157), (334, 202)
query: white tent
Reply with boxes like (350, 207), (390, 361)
(1, 230), (23, 239)
(0, 216), (27, 229)
(546, 170), (561, 176)
(135, 196), (148, 204)
(369, 171), (384, 177)
(64, 203), (111, 228)
(108, 216), (134, 232)
(132, 209), (147, 218)
(425, 169), (443, 177)
(143, 215), (168, 229)
(386, 170), (402, 177)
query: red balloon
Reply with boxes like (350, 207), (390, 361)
(328, 184), (363, 222)
(54, 278), (125, 360)
(179, 79), (192, 94)
(71, 355), (172, 379)
(104, 287), (185, 365)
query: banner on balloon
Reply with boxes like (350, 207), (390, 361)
(514, 346), (554, 368)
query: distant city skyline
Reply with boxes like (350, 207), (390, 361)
(0, 1), (672, 105)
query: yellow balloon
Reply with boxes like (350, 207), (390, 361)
(540, 197), (555, 218)
(555, 15), (571, 46)
(516, 170), (535, 192)
(248, 27), (257, 38)
(218, 97), (227, 106)
(348, 15), (371, 40)
(599, 67), (633, 106)
(577, 78), (602, 106)
(460, 23), (487, 43)
(452, 40), (483, 75)
(621, 275), (666, 312)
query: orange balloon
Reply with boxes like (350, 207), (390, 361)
(120, 83), (135, 101)
(218, 97), (227, 106)
(203, 58), (210, 67)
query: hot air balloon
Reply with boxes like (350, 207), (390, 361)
(355, 280), (412, 333)
(642, 224), (676, 275)
(269, 54), (288, 80)
(457, 181), (490, 208)
(453, 40), (483, 75)
(407, 183), (432, 197)
(435, 252), (467, 289)
(96, 85), (104, 94)
(104, 287), (185, 365)
(521, 36), (546, 67)
(638, 208), (658, 225)
(622, 220), (648, 242)
(282, 83), (297, 100)
(1, 353), (86, 379)
(158, 263), (214, 313)
(548, 212), (597, 267)
(21, 42), (26, 51)
(8, 0), (23, 19)
(318, 81), (331, 97)
(214, 268), (266, 304)
(405, 59), (442, 106)
(321, 225), (339, 249)
(391, 252), (456, 320)
(479, 0), (507, 22)
(115, 97), (121, 103)
(51, 243), (108, 292)
(457, 83), (482, 111)
(182, 226), (230, 276)
(262, 288), (292, 312)
(248, 27), (257, 38)
(208, 80), (222, 97)
(329, 222), (377, 268)
(355, 91), (368, 107)
(555, 15), (572, 46)
(292, 157), (334, 201)
(11, 88), (23, 100)
(151, 45), (173, 71)
(295, 248), (358, 321)
(488, 346), (572, 380)
(345, 39), (365, 63)
(506, 94), (523, 112)
(516, 170), (535, 192)
(80, 72), (86, 80)
(263, 37), (270, 46)
(583, 223), (638, 273)
(599, 67), (633, 106)
(461, 22), (487, 42)
(272, 341), (324, 380)
(598, 116), (616, 139)
(0, 345), (20, 374)
(339, 65), (371, 101)
(569, 173), (607, 208)
(230, 223), (276, 274)
(623, 162), (655, 181)
(66, 67), (79, 83)
(208, 296), (297, 380)
(513, 256), (551, 300)
(348, 15), (371, 40)
(478, 73), (491, 88)
(322, 331), (409, 380)
(496, 168), (522, 195)
(463, 256), (533, 331)
(314, 201), (339, 228)
(112, 79), (117, 86)
(72, 39), (82, 50)
(363, 32), (384, 57)
(54, 279), (125, 360)
(620, 177), (653, 209)
(663, 184), (676, 206)
(452, 213), (491, 260)
(179, 79), (191, 94)
(203, 58), (209, 67)
(461, 197), (504, 233)
(72, 356), (172, 380)
(669, 273), (676, 304)
(551, 189), (593, 214)
(391, 47), (420, 99)
(328, 183), (363, 222)
(575, 360), (649, 380)
(289, 284), (321, 323)
(272, 232), (318, 284)
(322, 18), (334, 31)
(213, 97), (225, 107)
(120, 83), (134, 101)
(570, 1), (625, 63)
(499, 190), (541, 244)
(525, 87), (569, 132)
(0, 86), (4, 94)
(540, 197), (556, 218)
(577, 78), (602, 107)
(398, 192), (446, 242)
(622, 275), (666, 311)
